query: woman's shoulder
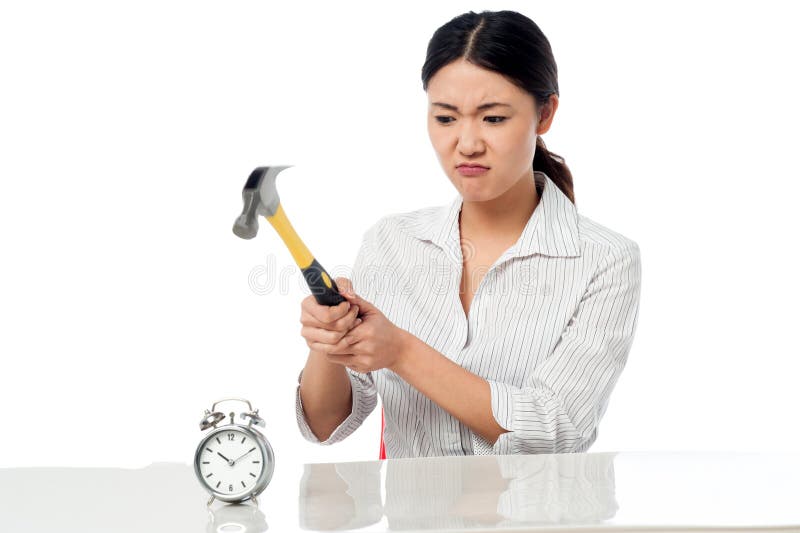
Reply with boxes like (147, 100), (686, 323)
(360, 202), (450, 244)
(575, 213), (640, 257)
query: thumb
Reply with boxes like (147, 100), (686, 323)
(335, 277), (353, 296)
(337, 281), (377, 314)
(335, 277), (368, 305)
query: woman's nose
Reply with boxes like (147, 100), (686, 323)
(456, 122), (484, 154)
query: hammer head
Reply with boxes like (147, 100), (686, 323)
(232, 166), (291, 239)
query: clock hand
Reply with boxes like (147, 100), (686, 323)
(217, 451), (234, 466)
(231, 447), (256, 466)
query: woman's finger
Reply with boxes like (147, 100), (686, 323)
(332, 304), (360, 331)
(300, 325), (345, 346)
(301, 303), (359, 332)
(301, 297), (350, 327)
(309, 334), (353, 355)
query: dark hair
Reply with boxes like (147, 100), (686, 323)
(421, 10), (575, 204)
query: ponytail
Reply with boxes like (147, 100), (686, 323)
(533, 135), (575, 204)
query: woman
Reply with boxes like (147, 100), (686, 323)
(295, 10), (642, 457)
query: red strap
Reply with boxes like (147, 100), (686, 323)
(379, 407), (386, 460)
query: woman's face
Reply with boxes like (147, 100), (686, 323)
(426, 58), (557, 202)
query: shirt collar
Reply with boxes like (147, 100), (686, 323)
(411, 171), (581, 262)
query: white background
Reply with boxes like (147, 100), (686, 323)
(1, 0), (798, 469)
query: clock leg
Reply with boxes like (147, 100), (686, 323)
(206, 494), (215, 507)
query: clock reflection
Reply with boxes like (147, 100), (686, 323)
(206, 500), (268, 533)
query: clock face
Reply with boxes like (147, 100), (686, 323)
(197, 428), (265, 497)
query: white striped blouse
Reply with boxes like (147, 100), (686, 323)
(295, 170), (642, 457)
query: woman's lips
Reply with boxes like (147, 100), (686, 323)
(457, 165), (489, 177)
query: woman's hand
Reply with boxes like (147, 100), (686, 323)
(299, 277), (362, 356)
(324, 277), (412, 374)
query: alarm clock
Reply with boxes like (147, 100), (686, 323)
(194, 398), (275, 506)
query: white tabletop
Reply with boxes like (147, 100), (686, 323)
(1, 451), (798, 532)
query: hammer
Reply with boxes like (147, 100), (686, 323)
(233, 166), (349, 308)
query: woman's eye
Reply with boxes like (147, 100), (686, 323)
(434, 116), (507, 124)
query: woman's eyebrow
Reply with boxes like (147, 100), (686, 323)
(431, 102), (512, 112)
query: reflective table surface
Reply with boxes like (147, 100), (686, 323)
(1, 451), (798, 532)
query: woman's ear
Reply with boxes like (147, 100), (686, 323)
(536, 94), (559, 135)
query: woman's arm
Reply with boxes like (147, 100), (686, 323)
(296, 348), (378, 445)
(390, 242), (642, 454)
(298, 349), (353, 442)
(391, 337), (510, 445)
(295, 222), (382, 446)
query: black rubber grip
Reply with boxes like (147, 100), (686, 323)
(301, 258), (347, 307)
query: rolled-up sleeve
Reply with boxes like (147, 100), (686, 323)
(295, 367), (378, 445)
(485, 242), (642, 455)
(294, 222), (383, 445)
